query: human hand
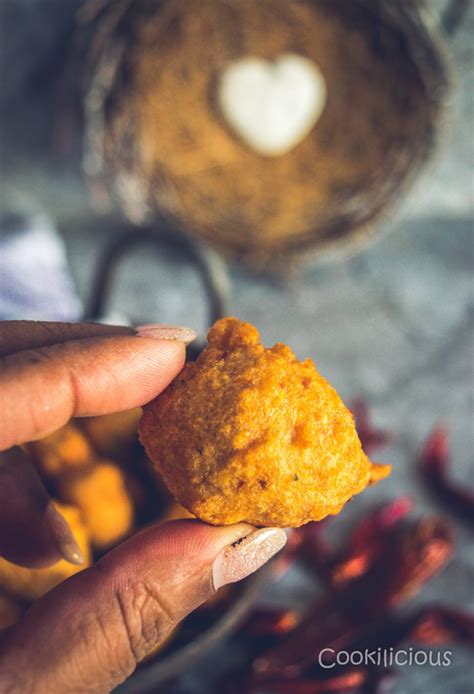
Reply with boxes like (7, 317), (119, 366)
(0, 321), (287, 693)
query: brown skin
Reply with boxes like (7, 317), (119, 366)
(0, 503), (91, 601)
(0, 321), (256, 693)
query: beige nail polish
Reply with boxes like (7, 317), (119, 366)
(212, 528), (287, 589)
(135, 324), (197, 345)
(45, 503), (85, 566)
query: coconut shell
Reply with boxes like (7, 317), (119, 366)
(81, 0), (450, 270)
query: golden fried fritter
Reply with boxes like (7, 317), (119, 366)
(27, 423), (94, 478)
(57, 462), (134, 549)
(139, 318), (390, 527)
(0, 503), (90, 601)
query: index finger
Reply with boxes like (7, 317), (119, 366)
(0, 321), (133, 358)
(0, 334), (187, 450)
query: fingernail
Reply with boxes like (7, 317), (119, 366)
(212, 528), (287, 590)
(135, 324), (197, 345)
(45, 503), (85, 566)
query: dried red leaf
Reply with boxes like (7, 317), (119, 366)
(365, 516), (454, 612)
(418, 426), (474, 525)
(352, 605), (474, 652)
(275, 522), (334, 580)
(351, 399), (392, 455)
(256, 670), (367, 693)
(410, 605), (474, 646)
(298, 522), (335, 580)
(242, 608), (302, 638)
(241, 605), (472, 694)
(330, 497), (413, 587)
(253, 516), (454, 680)
(252, 602), (363, 680)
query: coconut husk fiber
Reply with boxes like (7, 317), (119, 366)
(83, 0), (449, 269)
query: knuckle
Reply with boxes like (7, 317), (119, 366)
(73, 608), (135, 688)
(113, 580), (175, 664)
(78, 560), (178, 685)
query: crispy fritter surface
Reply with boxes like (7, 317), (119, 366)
(27, 423), (94, 478)
(139, 318), (390, 527)
(58, 462), (134, 549)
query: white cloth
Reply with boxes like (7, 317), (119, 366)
(0, 213), (82, 321)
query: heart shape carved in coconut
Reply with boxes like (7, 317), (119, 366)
(217, 53), (327, 157)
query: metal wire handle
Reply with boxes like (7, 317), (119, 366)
(85, 226), (231, 359)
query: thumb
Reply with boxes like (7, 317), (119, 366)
(0, 520), (286, 693)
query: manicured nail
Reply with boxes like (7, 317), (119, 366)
(212, 528), (287, 589)
(135, 324), (197, 345)
(45, 503), (84, 566)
